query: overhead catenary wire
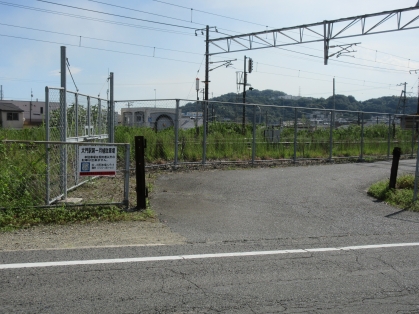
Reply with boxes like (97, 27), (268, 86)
(152, 0), (419, 69)
(0, 21), (410, 79)
(87, 0), (206, 27)
(186, 55), (206, 99)
(35, 0), (198, 30)
(3, 0), (416, 100)
(0, 30), (410, 97)
(4, 0), (418, 71)
(0, 1), (194, 36)
(153, 0), (268, 28)
(0, 23), (205, 56)
(0, 34), (202, 65)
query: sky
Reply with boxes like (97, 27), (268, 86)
(1, 0), (419, 104)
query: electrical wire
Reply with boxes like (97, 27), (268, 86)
(153, 0), (268, 28)
(87, 0), (204, 26)
(36, 0), (197, 30)
(252, 70), (401, 92)
(0, 76), (56, 83)
(2, 1), (416, 100)
(186, 56), (205, 99)
(255, 61), (395, 86)
(223, 34), (418, 71)
(0, 23), (204, 56)
(0, 1), (193, 36)
(271, 46), (409, 73)
(152, 0), (419, 69)
(357, 45), (419, 65)
(87, 0), (255, 37)
(5, 0), (416, 72)
(97, 76), (108, 98)
(0, 34), (202, 65)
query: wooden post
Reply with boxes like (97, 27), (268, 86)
(389, 147), (401, 189)
(135, 136), (147, 209)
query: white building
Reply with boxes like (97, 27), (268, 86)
(120, 107), (180, 131)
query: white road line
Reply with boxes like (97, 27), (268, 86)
(1, 242), (419, 270)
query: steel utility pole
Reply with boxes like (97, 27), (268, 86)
(242, 55), (247, 134)
(0, 85), (3, 100)
(397, 82), (408, 114)
(333, 78), (335, 110)
(204, 25), (210, 138)
(409, 70), (419, 114)
(195, 78), (199, 133)
(30, 89), (33, 124)
(60, 46), (67, 200)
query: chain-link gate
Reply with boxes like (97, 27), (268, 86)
(0, 140), (130, 209)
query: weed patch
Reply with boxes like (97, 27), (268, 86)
(0, 206), (155, 232)
(368, 174), (419, 211)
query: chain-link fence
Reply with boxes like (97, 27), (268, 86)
(45, 88), (110, 142)
(0, 140), (130, 209)
(2, 93), (417, 209)
(114, 98), (418, 167)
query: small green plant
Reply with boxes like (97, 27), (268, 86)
(368, 174), (419, 211)
(0, 206), (155, 232)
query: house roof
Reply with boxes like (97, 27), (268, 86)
(0, 103), (24, 112)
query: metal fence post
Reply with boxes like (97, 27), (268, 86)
(388, 114), (391, 159)
(329, 110), (334, 161)
(252, 104), (256, 165)
(411, 117), (415, 158)
(87, 96), (91, 137)
(174, 100), (179, 166)
(202, 101), (207, 165)
(294, 108), (298, 162)
(124, 143), (130, 209)
(413, 136), (419, 202)
(60, 92), (67, 200)
(75, 93), (79, 138)
(109, 72), (114, 143)
(98, 99), (102, 136)
(45, 87), (50, 205)
(360, 111), (364, 161)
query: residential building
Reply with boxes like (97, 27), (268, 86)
(0, 102), (24, 129)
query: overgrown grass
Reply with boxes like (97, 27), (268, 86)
(0, 206), (155, 232)
(368, 174), (419, 211)
(1, 123), (418, 227)
(0, 142), (47, 209)
(113, 123), (418, 162)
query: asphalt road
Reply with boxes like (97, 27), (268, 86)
(1, 160), (419, 313)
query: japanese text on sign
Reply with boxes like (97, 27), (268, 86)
(78, 146), (117, 176)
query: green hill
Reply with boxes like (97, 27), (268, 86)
(182, 89), (418, 124)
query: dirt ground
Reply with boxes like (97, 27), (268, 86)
(0, 220), (185, 251)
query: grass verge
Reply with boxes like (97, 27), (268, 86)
(0, 206), (155, 232)
(367, 174), (419, 211)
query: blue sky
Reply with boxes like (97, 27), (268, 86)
(1, 0), (419, 103)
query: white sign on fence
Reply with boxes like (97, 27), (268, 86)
(78, 146), (117, 176)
